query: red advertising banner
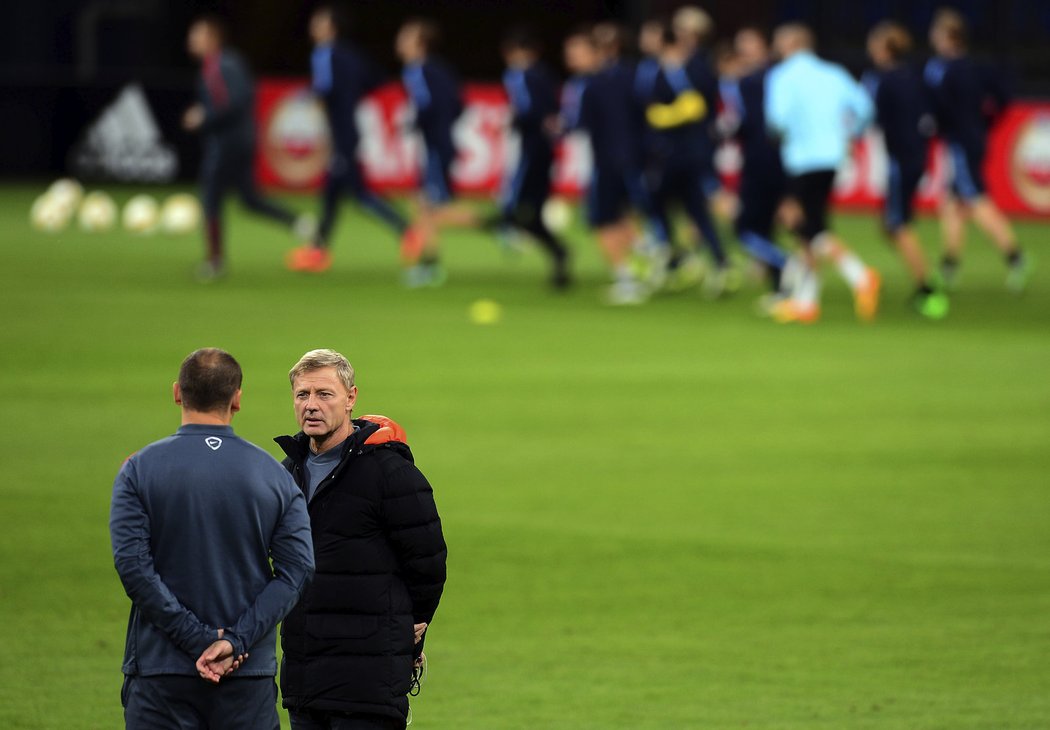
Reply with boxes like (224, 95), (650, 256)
(256, 79), (1050, 218)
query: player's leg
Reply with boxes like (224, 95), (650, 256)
(968, 196), (1031, 292)
(938, 193), (967, 288)
(799, 170), (881, 321)
(233, 166), (298, 228)
(286, 154), (347, 273)
(198, 151), (229, 281)
(347, 160), (409, 237)
(514, 161), (572, 289)
(679, 161), (737, 299)
(766, 177), (822, 322)
(944, 140), (1030, 290)
(736, 176), (787, 292)
(631, 164), (677, 290)
(590, 167), (646, 304)
(402, 147), (455, 286)
(885, 160), (949, 318)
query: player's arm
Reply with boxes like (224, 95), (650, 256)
(764, 67), (789, 139)
(221, 480), (314, 658)
(983, 64), (1010, 122)
(109, 459), (216, 657)
(843, 71), (875, 138)
(646, 69), (708, 130)
(380, 459), (447, 638)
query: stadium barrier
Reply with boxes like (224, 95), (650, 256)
(255, 79), (1050, 217)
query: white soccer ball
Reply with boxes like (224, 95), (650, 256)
(122, 194), (160, 234)
(160, 193), (202, 234)
(541, 197), (573, 233)
(78, 191), (118, 232)
(47, 178), (84, 213)
(30, 194), (72, 232)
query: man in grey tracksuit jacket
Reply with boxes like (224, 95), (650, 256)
(110, 348), (315, 729)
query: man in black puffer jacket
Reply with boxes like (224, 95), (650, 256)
(275, 349), (447, 730)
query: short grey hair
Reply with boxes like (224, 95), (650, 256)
(289, 349), (355, 391)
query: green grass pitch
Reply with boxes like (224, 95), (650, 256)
(1, 183), (1049, 729)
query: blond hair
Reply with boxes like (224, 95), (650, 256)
(289, 349), (356, 391)
(673, 6), (714, 44)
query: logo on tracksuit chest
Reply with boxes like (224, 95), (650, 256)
(205, 437), (222, 451)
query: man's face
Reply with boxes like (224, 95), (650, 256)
(564, 37), (595, 74)
(293, 367), (357, 445)
(310, 12), (335, 45)
(396, 26), (423, 62)
(187, 22), (215, 60)
(735, 30), (768, 70)
(639, 23), (663, 57)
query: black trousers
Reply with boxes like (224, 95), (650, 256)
(122, 675), (279, 730)
(288, 708), (405, 730)
(200, 144), (296, 226)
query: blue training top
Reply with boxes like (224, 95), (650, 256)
(110, 424), (314, 678)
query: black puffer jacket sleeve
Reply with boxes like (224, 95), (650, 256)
(381, 457), (447, 625)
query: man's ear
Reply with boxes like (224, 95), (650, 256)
(347, 385), (358, 413)
(173, 382), (182, 406)
(230, 389), (242, 414)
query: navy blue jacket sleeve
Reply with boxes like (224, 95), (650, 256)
(380, 458), (447, 625)
(110, 459), (216, 657)
(223, 478), (314, 657)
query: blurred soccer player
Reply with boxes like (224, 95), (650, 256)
(636, 20), (735, 298)
(864, 22), (949, 319)
(183, 15), (308, 281)
(719, 28), (790, 294)
(673, 7), (734, 218)
(560, 28), (648, 304)
(397, 19), (479, 288)
(493, 28), (571, 289)
(924, 8), (1031, 292)
(765, 23), (881, 323)
(286, 4), (409, 274)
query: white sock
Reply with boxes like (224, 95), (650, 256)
(793, 263), (821, 308)
(614, 263), (635, 283)
(813, 234), (868, 290)
(781, 255), (806, 296)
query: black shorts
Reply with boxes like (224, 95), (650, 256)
(736, 170), (787, 239)
(200, 144), (255, 216)
(946, 141), (986, 201)
(787, 170), (837, 244)
(587, 164), (636, 228)
(884, 158), (924, 232)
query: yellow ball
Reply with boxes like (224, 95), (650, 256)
(468, 298), (502, 325)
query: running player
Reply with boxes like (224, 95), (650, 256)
(637, 19), (735, 299)
(924, 8), (1031, 292)
(286, 4), (409, 274)
(560, 27), (648, 305)
(864, 22), (949, 319)
(720, 27), (790, 294)
(397, 18), (479, 288)
(765, 23), (881, 323)
(182, 15), (308, 281)
(493, 28), (572, 289)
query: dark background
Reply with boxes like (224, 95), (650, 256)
(3, 0), (1049, 180)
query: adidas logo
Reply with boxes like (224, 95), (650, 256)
(72, 83), (178, 183)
